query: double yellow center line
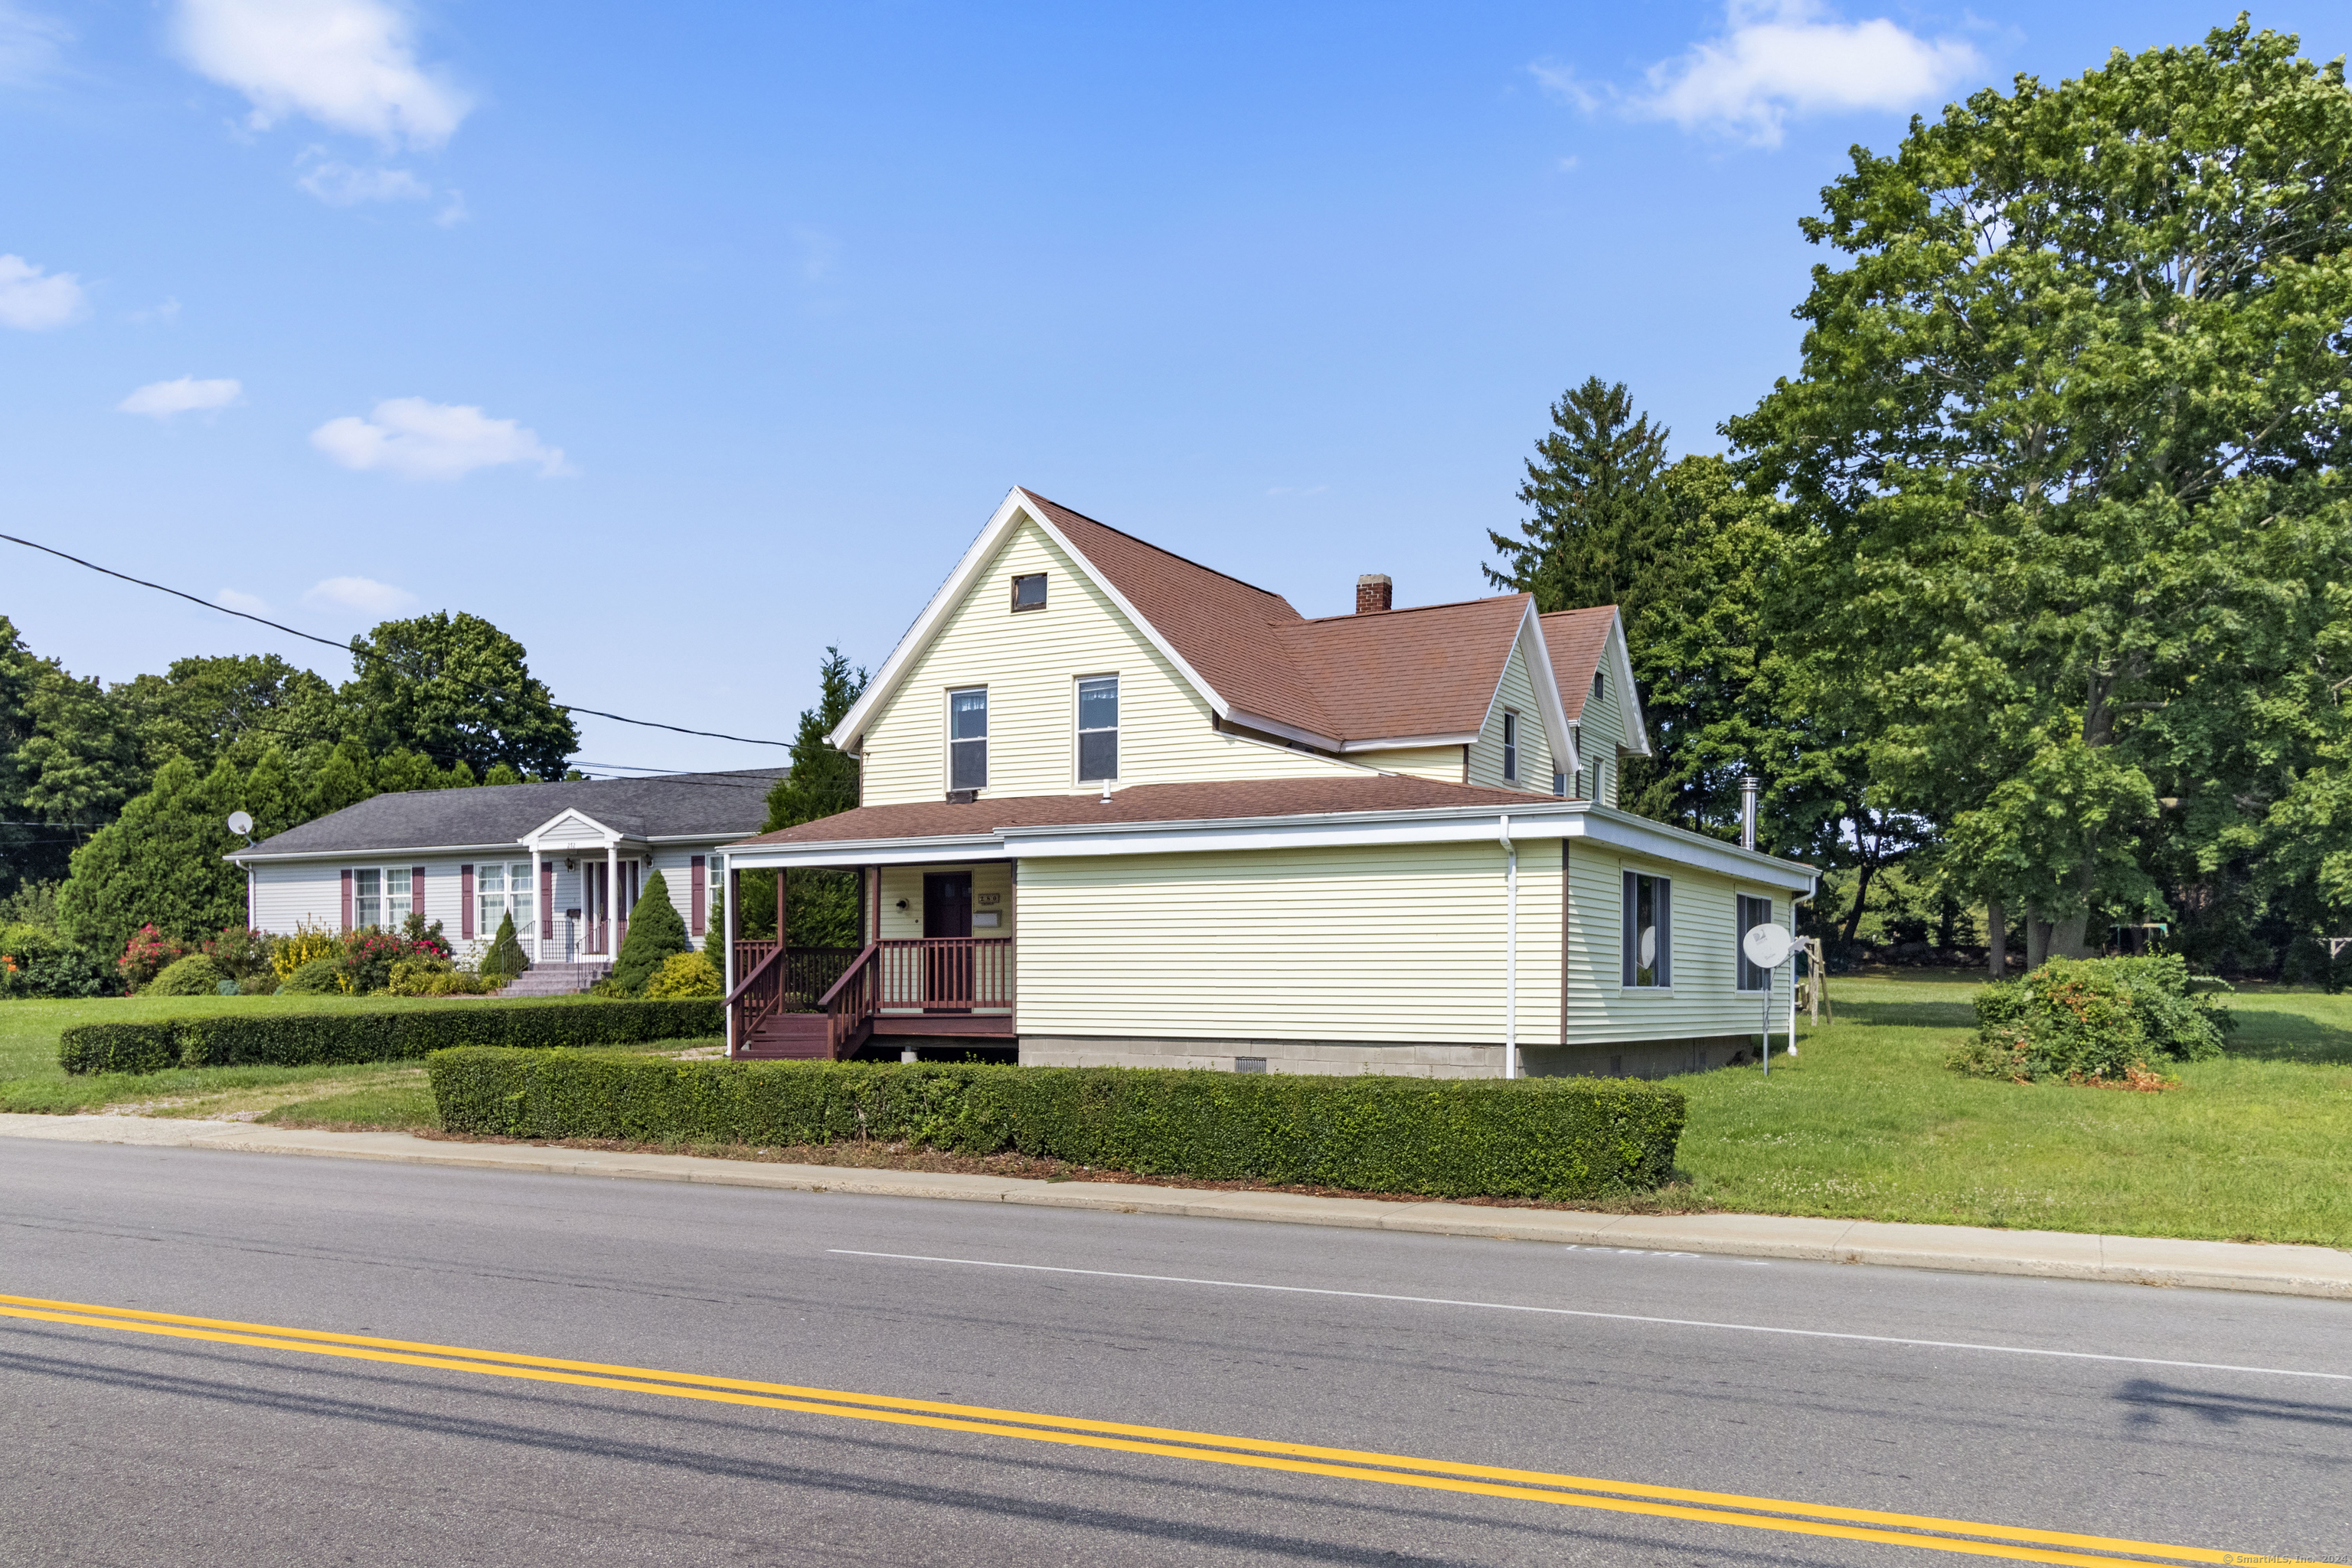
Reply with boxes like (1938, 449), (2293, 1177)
(0, 1292), (2327, 1566)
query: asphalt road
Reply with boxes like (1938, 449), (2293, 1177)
(2, 1140), (2345, 1567)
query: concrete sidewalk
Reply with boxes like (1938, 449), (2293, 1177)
(7, 1112), (2349, 1301)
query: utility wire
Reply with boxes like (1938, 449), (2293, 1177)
(2, 533), (793, 749)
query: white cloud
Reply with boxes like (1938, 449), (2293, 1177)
(0, 253), (87, 330)
(119, 375), (243, 417)
(172, 0), (471, 149)
(303, 576), (416, 616)
(215, 588), (270, 616)
(1634, 1), (1980, 147)
(0, 2), (69, 84)
(310, 397), (570, 481)
(296, 155), (431, 204)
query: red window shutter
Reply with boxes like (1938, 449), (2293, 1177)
(690, 856), (705, 936)
(460, 865), (475, 939)
(412, 867), (426, 922)
(540, 861), (553, 939)
(339, 868), (353, 932)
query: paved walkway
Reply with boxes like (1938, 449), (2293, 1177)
(6, 1112), (2347, 1300)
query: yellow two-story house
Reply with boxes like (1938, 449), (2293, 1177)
(720, 488), (1815, 1078)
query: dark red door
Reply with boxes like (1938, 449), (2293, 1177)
(922, 872), (972, 1010)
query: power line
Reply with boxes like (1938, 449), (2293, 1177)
(2, 533), (793, 750)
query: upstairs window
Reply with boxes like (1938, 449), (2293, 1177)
(1592, 670), (1606, 704)
(1736, 893), (1774, 991)
(1011, 573), (1047, 612)
(1551, 769), (1565, 798)
(1502, 712), (1519, 781)
(1622, 871), (1671, 988)
(949, 688), (989, 790)
(1077, 676), (1119, 782)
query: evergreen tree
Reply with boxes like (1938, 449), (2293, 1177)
(241, 746), (304, 841)
(55, 756), (244, 957)
(1486, 377), (1672, 622)
(763, 647), (871, 948)
(305, 741), (375, 819)
(609, 870), (688, 992)
(481, 910), (529, 978)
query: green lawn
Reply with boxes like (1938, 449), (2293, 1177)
(0, 993), (699, 1127)
(1672, 970), (2352, 1246)
(5, 978), (2348, 1246)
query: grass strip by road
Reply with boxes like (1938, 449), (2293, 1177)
(0, 1292), (2328, 1568)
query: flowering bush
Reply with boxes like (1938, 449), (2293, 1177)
(119, 926), (194, 992)
(202, 927), (275, 986)
(270, 921), (345, 985)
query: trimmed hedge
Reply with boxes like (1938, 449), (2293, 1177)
(426, 1051), (1687, 1199)
(57, 999), (724, 1076)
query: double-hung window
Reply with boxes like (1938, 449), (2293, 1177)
(949, 688), (988, 791)
(353, 867), (381, 929)
(1502, 712), (1519, 781)
(1622, 871), (1671, 988)
(1077, 676), (1119, 782)
(1736, 893), (1774, 991)
(478, 862), (534, 937)
(385, 867), (413, 927)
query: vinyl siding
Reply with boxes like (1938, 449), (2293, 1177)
(1560, 840), (1788, 1045)
(1575, 621), (1632, 806)
(1465, 626), (1557, 794)
(856, 517), (1359, 806)
(1016, 841), (1562, 1046)
(1346, 745), (1465, 782)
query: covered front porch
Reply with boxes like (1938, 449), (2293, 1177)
(722, 858), (1015, 1060)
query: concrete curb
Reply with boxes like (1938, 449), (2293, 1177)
(7, 1113), (2349, 1300)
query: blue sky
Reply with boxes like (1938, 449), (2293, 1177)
(4, 2), (2342, 776)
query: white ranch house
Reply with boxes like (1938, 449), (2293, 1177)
(229, 772), (778, 995)
(718, 488), (1814, 1076)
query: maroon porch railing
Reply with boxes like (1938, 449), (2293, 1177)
(732, 942), (861, 1005)
(877, 937), (1014, 1012)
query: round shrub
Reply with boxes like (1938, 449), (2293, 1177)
(1954, 955), (2234, 1083)
(284, 956), (345, 995)
(239, 969), (279, 996)
(148, 955), (229, 997)
(644, 950), (722, 999)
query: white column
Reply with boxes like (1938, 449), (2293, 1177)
(1501, 814), (1517, 1080)
(722, 854), (736, 1057)
(604, 843), (618, 956)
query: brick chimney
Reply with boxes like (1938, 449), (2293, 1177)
(1355, 573), (1393, 614)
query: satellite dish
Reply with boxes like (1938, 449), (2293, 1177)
(1743, 923), (1795, 969)
(226, 811), (254, 836)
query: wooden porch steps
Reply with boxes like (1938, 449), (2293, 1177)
(739, 1013), (871, 1060)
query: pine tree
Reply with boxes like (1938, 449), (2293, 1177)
(481, 910), (529, 978)
(55, 756), (245, 956)
(609, 870), (688, 993)
(764, 647), (871, 948)
(1486, 377), (1672, 621)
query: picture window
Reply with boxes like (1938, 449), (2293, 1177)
(1011, 573), (1047, 612)
(1736, 893), (1774, 991)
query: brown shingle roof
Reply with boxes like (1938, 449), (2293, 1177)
(1018, 492), (1338, 739)
(1540, 606), (1618, 723)
(1278, 596), (1530, 742)
(737, 773), (1546, 848)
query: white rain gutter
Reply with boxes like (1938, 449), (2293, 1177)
(1501, 812), (1517, 1080)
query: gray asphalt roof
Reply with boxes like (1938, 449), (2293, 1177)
(239, 769), (787, 858)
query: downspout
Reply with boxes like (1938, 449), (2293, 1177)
(1501, 813), (1517, 1080)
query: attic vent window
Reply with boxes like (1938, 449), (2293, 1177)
(1592, 671), (1606, 703)
(1011, 573), (1047, 612)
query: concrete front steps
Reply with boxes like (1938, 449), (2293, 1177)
(501, 961), (611, 998)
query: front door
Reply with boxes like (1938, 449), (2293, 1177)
(922, 872), (972, 1011)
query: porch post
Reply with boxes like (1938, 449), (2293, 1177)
(605, 844), (617, 956)
(722, 854), (737, 1057)
(775, 867), (788, 948)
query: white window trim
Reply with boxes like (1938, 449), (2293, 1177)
(1502, 710), (1520, 782)
(1620, 864), (1673, 991)
(1074, 672), (1120, 786)
(946, 684), (988, 792)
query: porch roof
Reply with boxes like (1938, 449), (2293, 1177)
(733, 775), (1543, 848)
